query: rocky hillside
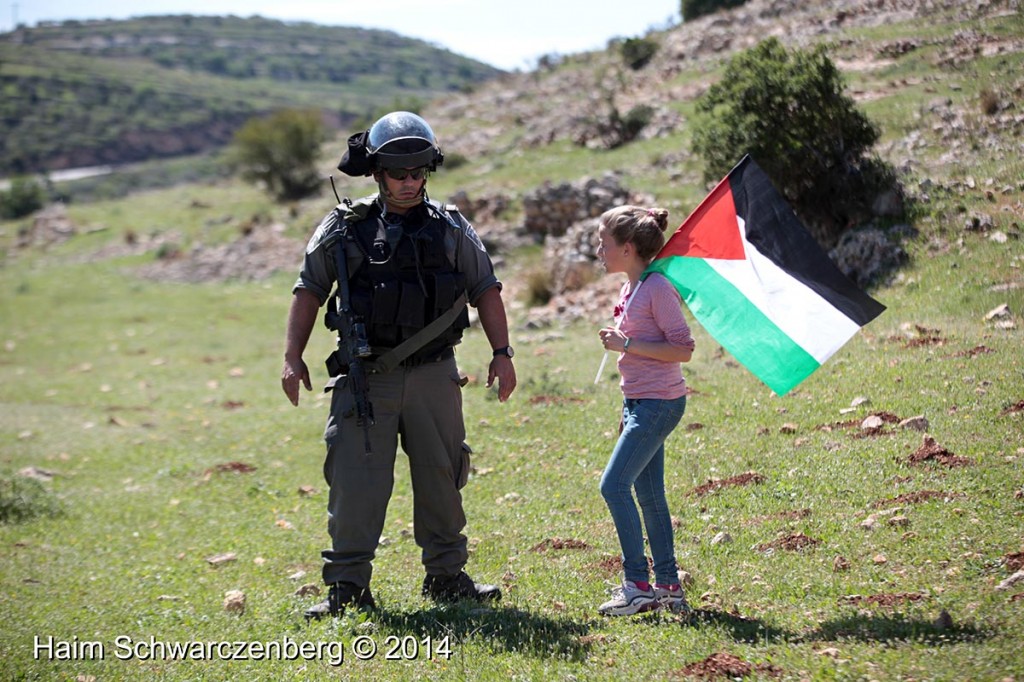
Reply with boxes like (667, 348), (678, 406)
(420, 0), (1022, 326)
(14, 0), (1021, 330)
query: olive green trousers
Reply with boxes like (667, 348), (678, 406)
(320, 354), (472, 588)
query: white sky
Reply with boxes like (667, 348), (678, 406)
(9, 1), (681, 71)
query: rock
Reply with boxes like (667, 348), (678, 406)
(964, 211), (994, 232)
(294, 583), (321, 598)
(829, 227), (907, 287)
(985, 304), (1011, 321)
(205, 552), (238, 566)
(995, 570), (1024, 591)
(861, 415), (885, 430)
(711, 532), (733, 546)
(898, 415), (929, 431)
(223, 590), (246, 615)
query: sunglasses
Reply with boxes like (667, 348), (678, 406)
(383, 167), (428, 181)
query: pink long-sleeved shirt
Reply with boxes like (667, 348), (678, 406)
(614, 272), (695, 399)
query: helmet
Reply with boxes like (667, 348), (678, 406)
(366, 111), (444, 170)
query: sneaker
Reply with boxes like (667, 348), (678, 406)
(304, 581), (375, 621)
(654, 583), (691, 614)
(422, 571), (502, 603)
(598, 580), (658, 616)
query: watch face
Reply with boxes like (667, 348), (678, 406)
(505, 346), (515, 358)
(495, 346), (514, 358)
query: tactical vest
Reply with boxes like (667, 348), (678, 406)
(341, 199), (470, 364)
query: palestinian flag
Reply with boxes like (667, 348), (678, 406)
(646, 155), (886, 396)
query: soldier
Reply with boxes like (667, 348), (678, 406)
(281, 111), (516, 619)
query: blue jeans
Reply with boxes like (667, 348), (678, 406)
(600, 395), (687, 585)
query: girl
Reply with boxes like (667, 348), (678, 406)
(596, 205), (694, 616)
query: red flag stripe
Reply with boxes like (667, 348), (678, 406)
(658, 176), (744, 261)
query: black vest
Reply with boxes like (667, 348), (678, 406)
(344, 202), (469, 363)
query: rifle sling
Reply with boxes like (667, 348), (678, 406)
(364, 292), (468, 374)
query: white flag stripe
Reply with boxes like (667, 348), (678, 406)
(705, 216), (862, 363)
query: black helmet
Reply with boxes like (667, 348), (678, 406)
(366, 111), (444, 170)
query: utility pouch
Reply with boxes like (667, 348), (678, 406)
(433, 272), (457, 315)
(397, 281), (426, 329)
(325, 350), (348, 378)
(371, 279), (401, 326)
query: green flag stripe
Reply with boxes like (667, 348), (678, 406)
(648, 257), (821, 395)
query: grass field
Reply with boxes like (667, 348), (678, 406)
(2, 4), (1024, 678)
(1, 173), (1022, 681)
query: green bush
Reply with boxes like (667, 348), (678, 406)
(691, 37), (894, 246)
(681, 0), (749, 21)
(0, 176), (45, 219)
(620, 105), (655, 141)
(621, 37), (659, 70)
(229, 109), (326, 202)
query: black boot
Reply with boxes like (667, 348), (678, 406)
(304, 581), (375, 620)
(422, 571), (501, 603)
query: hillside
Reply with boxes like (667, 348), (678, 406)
(1, 2), (1023, 679)
(0, 15), (502, 175)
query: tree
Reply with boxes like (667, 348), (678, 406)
(229, 109), (326, 202)
(691, 37), (896, 246)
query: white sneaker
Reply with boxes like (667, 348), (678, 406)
(654, 583), (691, 614)
(598, 580), (658, 616)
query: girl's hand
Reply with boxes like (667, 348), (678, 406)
(599, 327), (628, 353)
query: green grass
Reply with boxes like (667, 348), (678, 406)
(2, 5), (1024, 679)
(2, 184), (1023, 680)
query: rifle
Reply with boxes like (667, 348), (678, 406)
(324, 204), (375, 456)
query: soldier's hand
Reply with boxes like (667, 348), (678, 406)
(282, 357), (312, 406)
(487, 356), (517, 403)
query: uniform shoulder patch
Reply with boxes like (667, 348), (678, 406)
(306, 209), (346, 254)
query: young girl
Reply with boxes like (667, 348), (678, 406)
(596, 205), (694, 616)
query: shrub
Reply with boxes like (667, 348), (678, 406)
(681, 0), (749, 21)
(979, 88), (1000, 116)
(691, 37), (895, 246)
(621, 37), (659, 70)
(0, 176), (45, 219)
(229, 109), (326, 202)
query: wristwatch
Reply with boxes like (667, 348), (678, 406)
(492, 346), (515, 359)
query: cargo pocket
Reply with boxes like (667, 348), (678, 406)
(323, 376), (353, 447)
(456, 442), (472, 490)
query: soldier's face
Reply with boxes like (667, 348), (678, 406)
(377, 167), (427, 203)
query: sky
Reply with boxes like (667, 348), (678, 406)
(9, 1), (681, 71)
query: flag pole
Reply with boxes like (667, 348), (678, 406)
(593, 351), (610, 384)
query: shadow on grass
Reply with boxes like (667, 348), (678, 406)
(373, 604), (594, 661)
(809, 613), (986, 645)
(686, 608), (792, 643)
